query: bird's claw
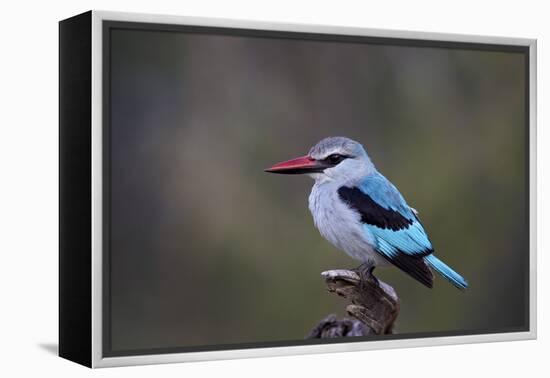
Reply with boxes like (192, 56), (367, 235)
(353, 262), (379, 290)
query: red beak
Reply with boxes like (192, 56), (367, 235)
(265, 155), (328, 175)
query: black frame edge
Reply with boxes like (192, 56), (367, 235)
(59, 10), (93, 368)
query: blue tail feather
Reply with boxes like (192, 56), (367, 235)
(425, 255), (468, 290)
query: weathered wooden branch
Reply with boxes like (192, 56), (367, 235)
(307, 269), (400, 338)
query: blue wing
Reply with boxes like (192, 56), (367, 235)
(338, 172), (434, 287)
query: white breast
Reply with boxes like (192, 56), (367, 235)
(308, 182), (388, 266)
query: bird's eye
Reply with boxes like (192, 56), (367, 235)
(326, 154), (346, 165)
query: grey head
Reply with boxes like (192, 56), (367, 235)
(265, 136), (376, 184)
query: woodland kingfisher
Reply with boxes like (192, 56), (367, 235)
(265, 136), (468, 290)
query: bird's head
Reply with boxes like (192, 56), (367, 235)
(265, 136), (375, 184)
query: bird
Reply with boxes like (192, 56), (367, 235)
(265, 136), (468, 290)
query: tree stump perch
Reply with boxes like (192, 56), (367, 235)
(307, 269), (400, 338)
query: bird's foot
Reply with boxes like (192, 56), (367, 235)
(353, 262), (379, 290)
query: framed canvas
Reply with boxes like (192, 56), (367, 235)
(59, 10), (537, 368)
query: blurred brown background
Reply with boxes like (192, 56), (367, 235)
(108, 27), (528, 353)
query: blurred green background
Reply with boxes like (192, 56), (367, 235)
(108, 27), (528, 353)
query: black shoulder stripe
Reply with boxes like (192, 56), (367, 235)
(338, 186), (413, 231)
